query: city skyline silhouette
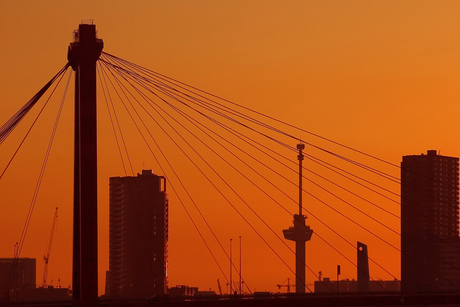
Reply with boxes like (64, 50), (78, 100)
(0, 2), (459, 298)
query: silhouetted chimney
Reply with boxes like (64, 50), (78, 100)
(357, 242), (369, 292)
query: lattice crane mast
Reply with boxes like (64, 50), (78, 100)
(42, 207), (58, 288)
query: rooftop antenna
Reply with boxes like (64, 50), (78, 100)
(298, 142), (304, 215)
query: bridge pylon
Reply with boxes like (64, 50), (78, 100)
(67, 22), (103, 306)
(283, 143), (313, 294)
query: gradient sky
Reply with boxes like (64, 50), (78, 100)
(1, 1), (460, 295)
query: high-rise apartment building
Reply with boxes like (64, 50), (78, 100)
(401, 150), (460, 293)
(106, 170), (168, 298)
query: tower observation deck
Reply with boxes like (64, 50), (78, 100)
(283, 143), (313, 294)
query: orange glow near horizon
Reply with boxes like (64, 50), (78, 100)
(1, 1), (460, 296)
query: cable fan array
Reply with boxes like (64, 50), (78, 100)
(97, 52), (405, 291)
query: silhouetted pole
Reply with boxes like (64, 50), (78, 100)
(68, 22), (103, 306)
(13, 243), (18, 302)
(337, 265), (340, 293)
(230, 238), (233, 294)
(283, 143), (313, 294)
(239, 236), (242, 295)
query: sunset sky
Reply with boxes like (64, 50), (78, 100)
(1, 1), (460, 296)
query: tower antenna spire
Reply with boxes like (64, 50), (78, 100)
(298, 142), (304, 216)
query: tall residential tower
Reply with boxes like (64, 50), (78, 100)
(107, 170), (168, 298)
(401, 150), (460, 293)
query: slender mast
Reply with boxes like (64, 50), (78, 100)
(239, 236), (242, 295)
(298, 143), (304, 215)
(230, 238), (233, 294)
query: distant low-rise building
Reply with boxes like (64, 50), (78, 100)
(19, 286), (71, 302)
(168, 285), (198, 297)
(0, 258), (71, 302)
(0, 258), (36, 301)
(314, 277), (400, 293)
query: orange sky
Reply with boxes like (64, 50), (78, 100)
(1, 0), (460, 296)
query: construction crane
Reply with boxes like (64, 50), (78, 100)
(277, 278), (292, 293)
(277, 278), (314, 293)
(42, 207), (58, 288)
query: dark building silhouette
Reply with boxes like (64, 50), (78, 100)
(19, 287), (71, 302)
(0, 258), (36, 301)
(401, 150), (460, 293)
(0, 258), (71, 302)
(314, 242), (393, 294)
(314, 278), (400, 293)
(106, 170), (168, 298)
(168, 285), (198, 297)
(357, 242), (370, 292)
